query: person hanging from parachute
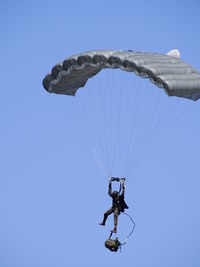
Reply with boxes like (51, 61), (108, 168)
(99, 177), (129, 233)
(99, 177), (134, 252)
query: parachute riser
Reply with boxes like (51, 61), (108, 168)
(109, 177), (126, 183)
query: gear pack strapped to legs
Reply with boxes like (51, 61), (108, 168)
(104, 212), (135, 252)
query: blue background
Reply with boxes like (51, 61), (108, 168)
(0, 0), (200, 266)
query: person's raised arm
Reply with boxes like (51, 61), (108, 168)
(108, 181), (112, 197)
(121, 182), (125, 198)
(118, 182), (122, 194)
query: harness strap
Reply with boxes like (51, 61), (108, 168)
(120, 212), (136, 246)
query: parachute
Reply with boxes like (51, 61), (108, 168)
(43, 49), (200, 178)
(43, 49), (200, 100)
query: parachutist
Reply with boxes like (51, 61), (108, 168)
(99, 178), (128, 233)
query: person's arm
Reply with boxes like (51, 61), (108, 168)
(118, 182), (122, 194)
(120, 182), (125, 198)
(108, 181), (112, 197)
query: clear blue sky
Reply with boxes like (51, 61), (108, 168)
(1, 0), (200, 266)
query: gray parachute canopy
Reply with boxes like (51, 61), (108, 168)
(43, 50), (200, 100)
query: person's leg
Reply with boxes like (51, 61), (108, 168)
(99, 207), (114, 225)
(113, 208), (120, 233)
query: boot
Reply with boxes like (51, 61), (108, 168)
(112, 226), (117, 233)
(99, 214), (107, 226)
